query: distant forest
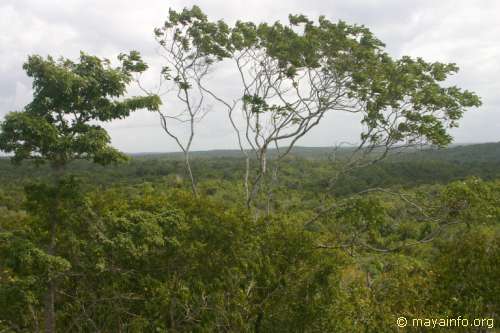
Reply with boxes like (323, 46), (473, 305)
(2, 142), (500, 195)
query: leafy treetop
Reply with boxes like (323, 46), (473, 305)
(0, 52), (161, 168)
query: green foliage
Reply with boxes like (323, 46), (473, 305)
(431, 227), (500, 320)
(155, 6), (231, 61)
(439, 177), (500, 225)
(0, 52), (160, 168)
(0, 184), (345, 331)
(1, 177), (499, 331)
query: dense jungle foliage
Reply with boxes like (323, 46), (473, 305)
(1, 145), (499, 332)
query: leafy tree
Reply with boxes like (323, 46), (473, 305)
(0, 52), (160, 333)
(0, 52), (160, 169)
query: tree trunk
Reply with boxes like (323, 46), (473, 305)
(244, 156), (250, 204)
(44, 163), (64, 333)
(261, 150), (267, 175)
(185, 153), (198, 197)
(44, 216), (57, 333)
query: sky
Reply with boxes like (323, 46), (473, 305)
(0, 0), (498, 153)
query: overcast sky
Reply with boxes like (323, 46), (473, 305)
(1, 0), (498, 153)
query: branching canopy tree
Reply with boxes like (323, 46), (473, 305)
(0, 52), (160, 333)
(0, 52), (161, 170)
(154, 7), (481, 211)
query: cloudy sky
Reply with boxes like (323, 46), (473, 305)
(1, 0), (498, 153)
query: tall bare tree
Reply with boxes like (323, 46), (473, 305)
(124, 7), (232, 196)
(181, 11), (480, 213)
(142, 7), (480, 216)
